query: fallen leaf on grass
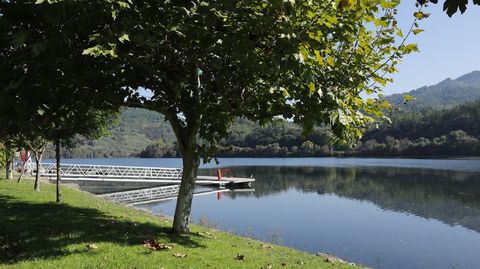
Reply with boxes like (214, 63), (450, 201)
(297, 260), (305, 265)
(143, 239), (173, 251)
(281, 262), (287, 266)
(172, 253), (187, 258)
(261, 244), (273, 250)
(86, 243), (98, 249)
(235, 254), (245, 261)
(261, 264), (272, 269)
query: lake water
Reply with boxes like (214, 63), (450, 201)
(54, 158), (480, 269)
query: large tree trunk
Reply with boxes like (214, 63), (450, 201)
(172, 146), (200, 233)
(169, 66), (203, 234)
(5, 142), (12, 180)
(55, 140), (62, 203)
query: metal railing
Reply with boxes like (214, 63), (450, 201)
(40, 163), (183, 180)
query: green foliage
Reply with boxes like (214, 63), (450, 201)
(138, 141), (179, 158)
(78, 0), (418, 154)
(0, 0), (123, 153)
(357, 131), (480, 157)
(357, 100), (480, 156)
(366, 100), (480, 140)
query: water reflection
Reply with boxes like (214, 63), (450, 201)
(205, 166), (480, 233)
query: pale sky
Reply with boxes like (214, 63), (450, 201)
(384, 1), (480, 95)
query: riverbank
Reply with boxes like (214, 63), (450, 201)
(0, 178), (360, 269)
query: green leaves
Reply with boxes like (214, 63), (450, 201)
(379, 0), (397, 9)
(413, 11), (429, 20)
(403, 95), (415, 103)
(82, 45), (117, 58)
(373, 76), (387, 87)
(118, 34), (130, 43)
(400, 43), (419, 54)
(0, 0), (124, 150)
(412, 28), (424, 35)
(1, 0), (416, 156)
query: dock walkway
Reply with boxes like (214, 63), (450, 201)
(40, 163), (254, 187)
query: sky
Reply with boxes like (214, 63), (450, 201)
(384, 1), (480, 95)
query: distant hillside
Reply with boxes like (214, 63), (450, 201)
(354, 100), (480, 157)
(363, 100), (480, 141)
(387, 71), (480, 110)
(48, 108), (175, 158)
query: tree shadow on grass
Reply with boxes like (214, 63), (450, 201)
(0, 194), (205, 264)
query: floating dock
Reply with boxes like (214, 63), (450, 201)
(41, 163), (254, 187)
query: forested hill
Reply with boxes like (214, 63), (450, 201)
(48, 108), (175, 158)
(356, 100), (480, 157)
(386, 71), (480, 110)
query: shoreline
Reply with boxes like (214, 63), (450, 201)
(0, 177), (363, 269)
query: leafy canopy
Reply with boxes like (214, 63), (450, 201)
(81, 0), (420, 159)
(0, 0), (121, 147)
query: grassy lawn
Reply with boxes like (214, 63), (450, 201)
(0, 178), (360, 269)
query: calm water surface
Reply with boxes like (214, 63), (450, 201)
(58, 158), (480, 269)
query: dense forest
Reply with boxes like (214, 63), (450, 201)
(356, 100), (480, 156)
(52, 72), (480, 158)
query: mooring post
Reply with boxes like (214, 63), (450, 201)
(216, 168), (222, 180)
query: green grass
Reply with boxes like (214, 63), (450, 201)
(0, 178), (360, 269)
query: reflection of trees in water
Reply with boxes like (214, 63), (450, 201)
(204, 166), (480, 233)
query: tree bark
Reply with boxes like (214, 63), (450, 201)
(33, 146), (46, 192)
(17, 153), (29, 183)
(55, 140), (62, 203)
(172, 146), (200, 234)
(169, 66), (203, 234)
(34, 155), (41, 191)
(5, 142), (12, 180)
